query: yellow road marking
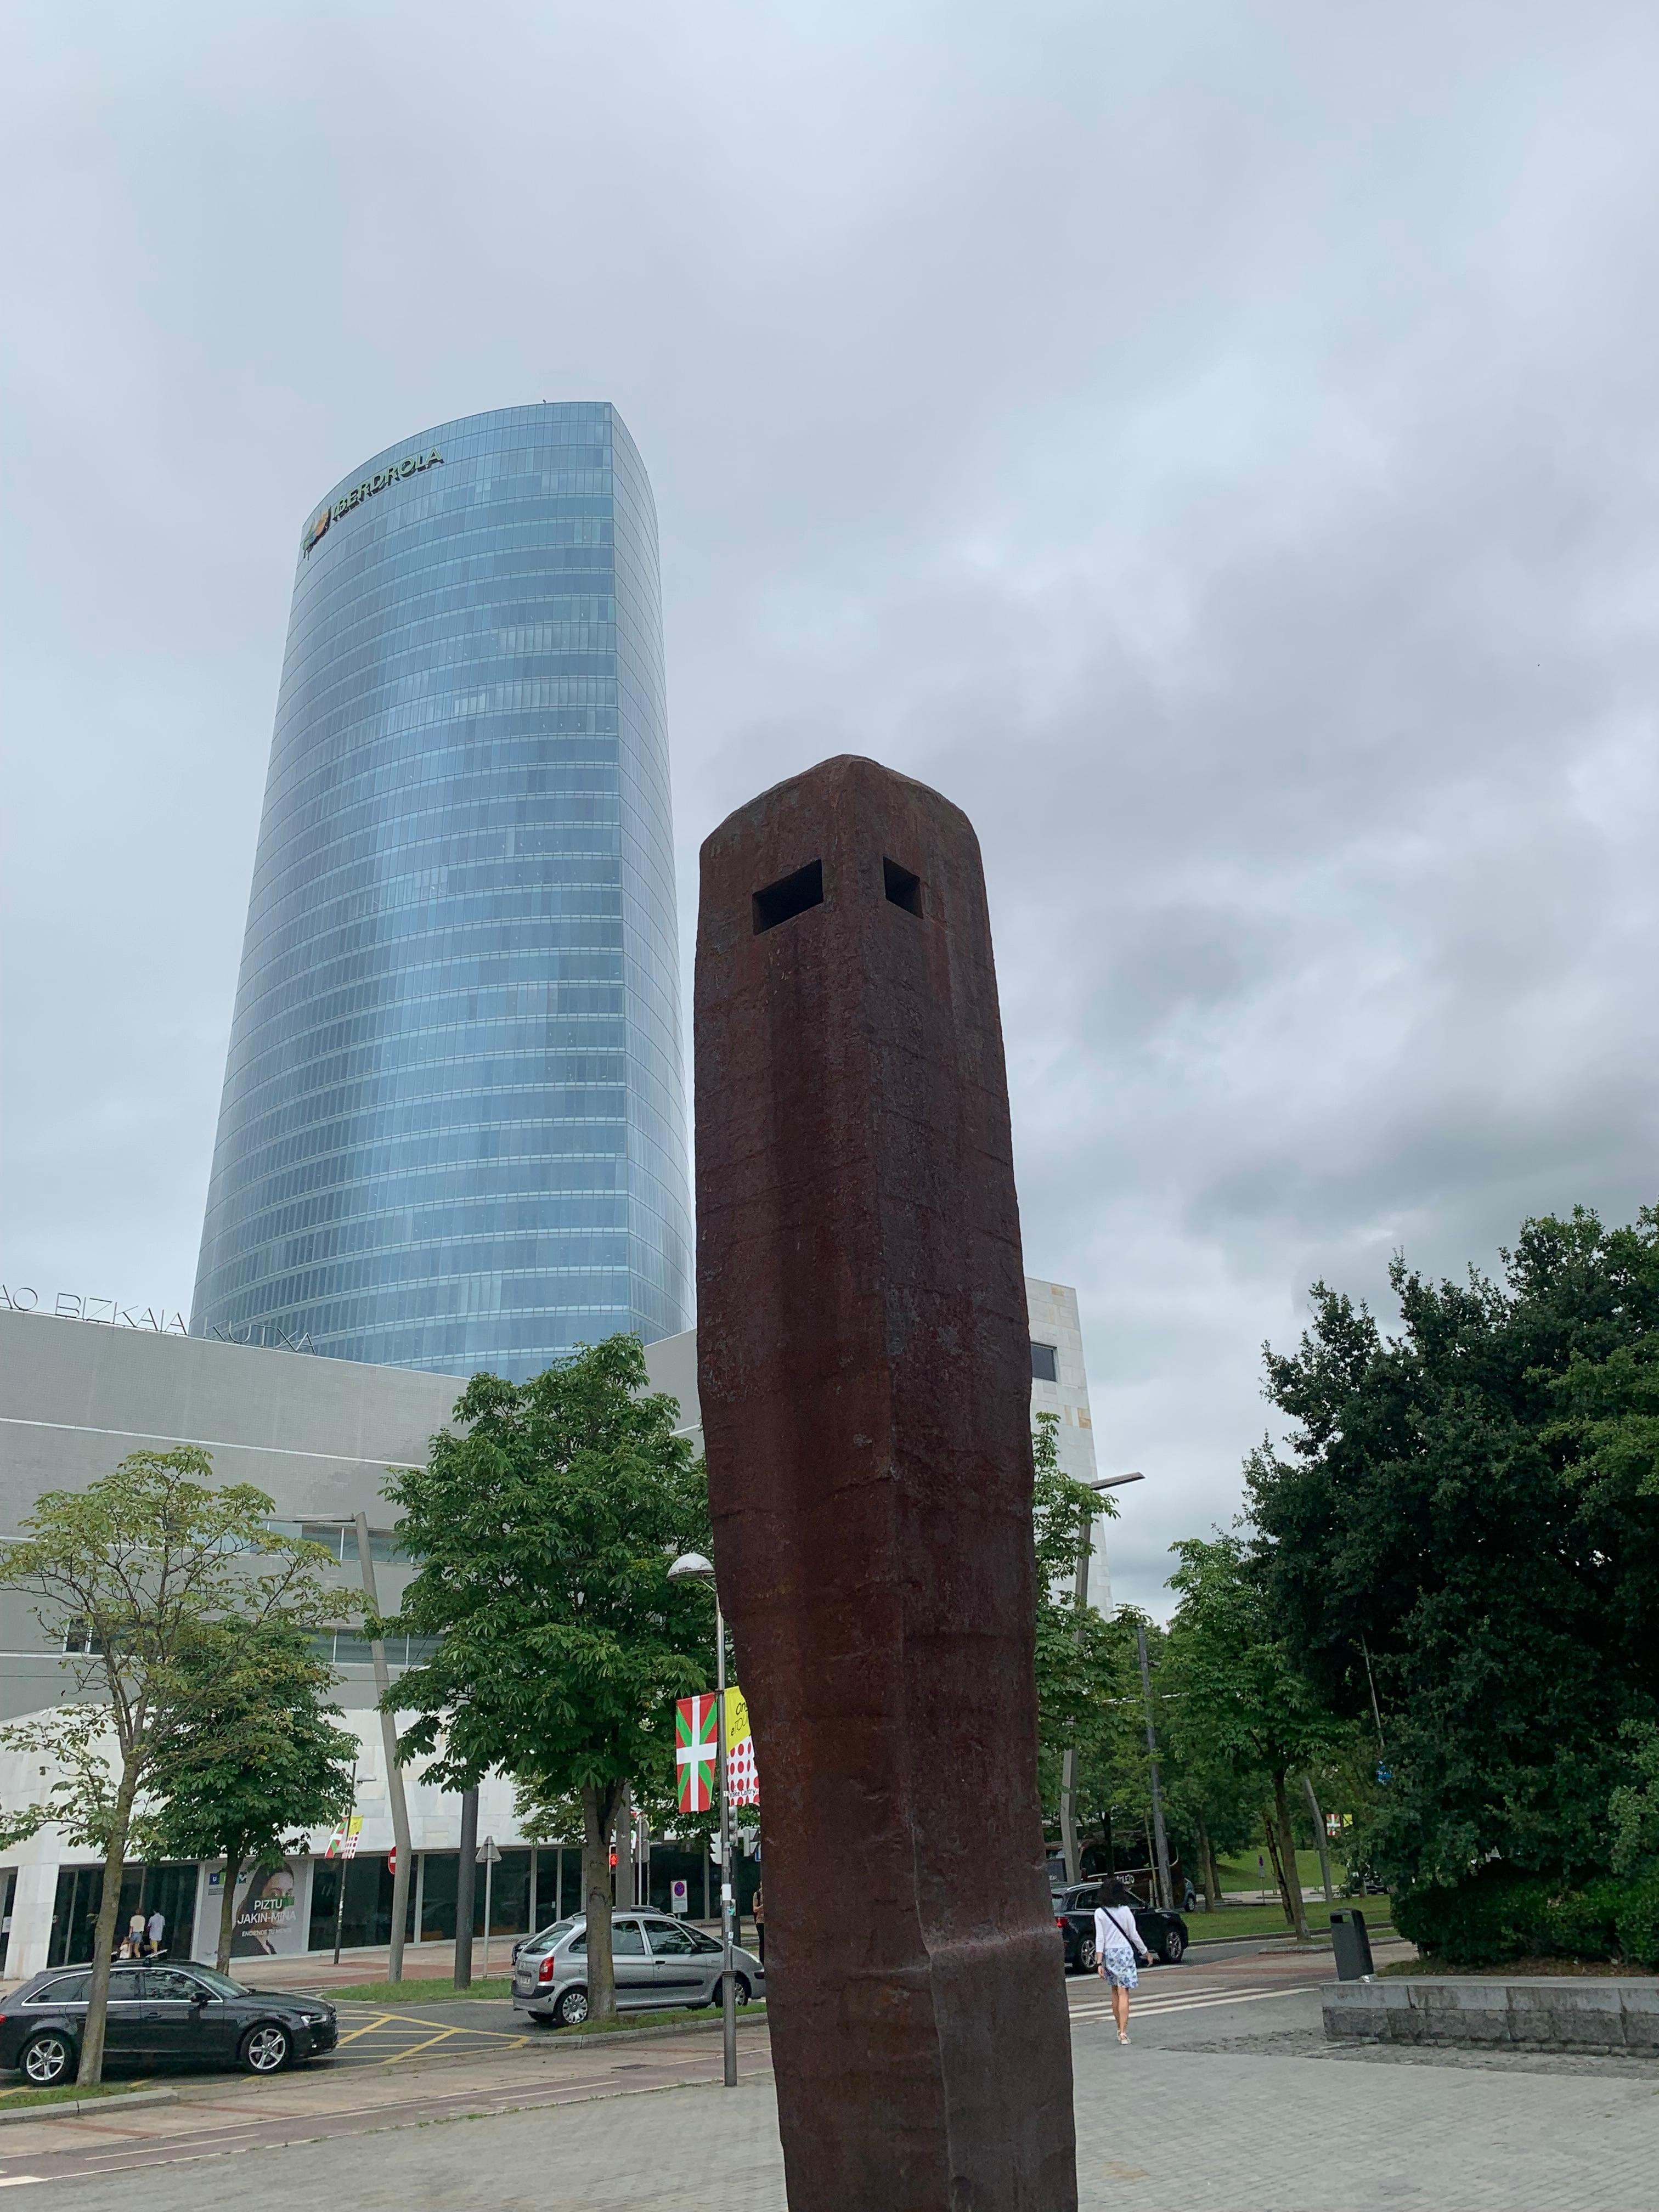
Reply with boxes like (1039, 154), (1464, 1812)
(379, 2025), (464, 2066)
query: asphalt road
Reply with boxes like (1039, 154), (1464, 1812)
(0, 1951), (1305, 2104)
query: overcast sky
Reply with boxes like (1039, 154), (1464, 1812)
(4, 1), (1657, 1615)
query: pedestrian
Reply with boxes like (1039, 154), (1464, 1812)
(127, 1912), (147, 1957)
(752, 1886), (764, 1966)
(146, 1906), (166, 1956)
(1094, 1880), (1154, 2045)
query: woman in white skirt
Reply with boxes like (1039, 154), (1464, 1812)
(1094, 1880), (1155, 2044)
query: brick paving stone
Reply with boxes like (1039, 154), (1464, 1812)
(16, 1979), (1659, 2211)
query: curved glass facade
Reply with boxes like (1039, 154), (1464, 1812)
(192, 403), (692, 1377)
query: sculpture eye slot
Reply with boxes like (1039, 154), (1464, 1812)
(753, 860), (824, 934)
(883, 859), (922, 916)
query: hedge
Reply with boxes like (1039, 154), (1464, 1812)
(1395, 1863), (1659, 1968)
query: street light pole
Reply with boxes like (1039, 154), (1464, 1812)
(669, 1551), (737, 2089)
(354, 1513), (411, 1985)
(714, 1592), (736, 2087)
(1058, 1472), (1143, 1886)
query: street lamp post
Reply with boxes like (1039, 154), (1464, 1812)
(1059, 1472), (1143, 1887)
(669, 1551), (737, 2089)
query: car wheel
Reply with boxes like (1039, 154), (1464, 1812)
(555, 1985), (589, 2028)
(715, 1974), (752, 2008)
(1077, 1936), (1097, 1972)
(19, 2032), (74, 2087)
(240, 2023), (292, 2074)
(1163, 1928), (1186, 1964)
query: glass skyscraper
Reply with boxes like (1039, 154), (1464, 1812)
(192, 403), (692, 1378)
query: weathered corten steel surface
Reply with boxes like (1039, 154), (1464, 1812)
(695, 755), (1077, 2211)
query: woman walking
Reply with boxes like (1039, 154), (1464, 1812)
(1094, 1881), (1154, 2044)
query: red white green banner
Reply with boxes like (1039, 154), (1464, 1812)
(675, 1693), (719, 1813)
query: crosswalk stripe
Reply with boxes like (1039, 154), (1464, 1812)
(1069, 1984), (1318, 2024)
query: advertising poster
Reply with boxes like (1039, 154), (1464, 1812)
(224, 1858), (308, 1957)
(725, 1686), (759, 1808)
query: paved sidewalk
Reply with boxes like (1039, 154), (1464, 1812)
(16, 2015), (1659, 2211)
(0, 2019), (773, 2191)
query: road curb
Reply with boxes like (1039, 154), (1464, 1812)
(518, 2009), (770, 2050)
(0, 2086), (179, 2125)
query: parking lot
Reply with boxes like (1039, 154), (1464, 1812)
(326, 1995), (538, 2069)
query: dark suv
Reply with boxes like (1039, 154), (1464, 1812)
(1053, 1883), (1189, 1970)
(0, 1962), (337, 2084)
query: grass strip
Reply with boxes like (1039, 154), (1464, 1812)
(1181, 1898), (1395, 1945)
(319, 1976), (516, 2004)
(0, 2079), (161, 2110)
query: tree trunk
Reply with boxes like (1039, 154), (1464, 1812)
(1271, 1770), (1310, 1940)
(79, 1758), (141, 2086)
(1195, 1810), (1223, 1914)
(581, 1780), (624, 2025)
(1260, 1804), (1288, 1913)
(217, 1850), (244, 1974)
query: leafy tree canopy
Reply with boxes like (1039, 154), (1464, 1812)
(1161, 1533), (1338, 1934)
(383, 1335), (710, 2019)
(145, 1617), (358, 1969)
(1248, 1203), (1659, 1893)
(0, 1449), (346, 2080)
(1031, 1410), (1121, 1785)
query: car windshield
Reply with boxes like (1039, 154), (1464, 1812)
(185, 1965), (251, 1999)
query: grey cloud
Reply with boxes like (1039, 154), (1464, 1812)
(4, 0), (1658, 1613)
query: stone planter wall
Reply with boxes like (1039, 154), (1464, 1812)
(1324, 1976), (1659, 2055)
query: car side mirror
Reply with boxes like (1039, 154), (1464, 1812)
(191, 1989), (212, 2006)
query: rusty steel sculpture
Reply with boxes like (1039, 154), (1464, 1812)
(695, 754), (1079, 2210)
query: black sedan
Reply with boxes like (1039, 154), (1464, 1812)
(1053, 1883), (1189, 1970)
(0, 1962), (337, 2085)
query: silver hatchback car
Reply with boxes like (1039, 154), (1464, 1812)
(512, 1911), (764, 2028)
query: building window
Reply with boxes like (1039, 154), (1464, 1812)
(272, 1521), (402, 1564)
(1030, 1341), (1058, 1383)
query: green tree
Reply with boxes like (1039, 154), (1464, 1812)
(0, 1451), (346, 2083)
(146, 1618), (359, 1970)
(1248, 1204), (1659, 1896)
(383, 1337), (709, 2024)
(1030, 1411), (1122, 1846)
(1163, 1534), (1335, 1938)
(1608, 1722), (1659, 1875)
(1154, 1671), (1262, 1912)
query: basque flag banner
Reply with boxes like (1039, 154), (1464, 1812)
(675, 1693), (719, 1813)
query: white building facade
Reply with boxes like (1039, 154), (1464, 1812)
(0, 1279), (1104, 1973)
